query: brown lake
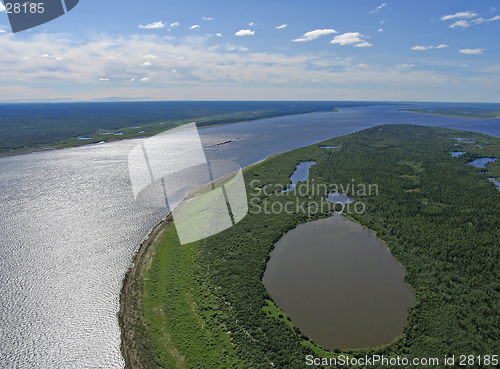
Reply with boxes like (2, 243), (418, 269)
(262, 215), (415, 350)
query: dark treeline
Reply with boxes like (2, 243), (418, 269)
(130, 124), (500, 368)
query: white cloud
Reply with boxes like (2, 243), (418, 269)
(172, 69), (177, 73)
(170, 22), (179, 28)
(130, 78), (135, 81)
(4, 32), (496, 102)
(202, 17), (213, 21)
(216, 33), (223, 37)
(330, 32), (369, 46)
(440, 11), (478, 21)
(411, 44), (448, 50)
(378, 28), (384, 32)
(292, 29), (337, 42)
(459, 48), (484, 54)
(370, 3), (386, 13)
(449, 20), (470, 28)
(248, 22), (254, 26)
(276, 24), (287, 29)
(142, 55), (158, 59)
(472, 15), (500, 24)
(239, 47), (249, 51)
(99, 78), (109, 81)
(141, 61), (152, 66)
(354, 41), (372, 47)
(140, 78), (149, 82)
(190, 25), (200, 29)
(40, 53), (63, 60)
(0, 30), (6, 33)
(139, 21), (165, 29)
(235, 29), (255, 36)
(0, 2), (5, 12)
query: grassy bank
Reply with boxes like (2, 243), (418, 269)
(121, 124), (500, 368)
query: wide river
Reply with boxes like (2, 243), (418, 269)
(1, 104), (500, 368)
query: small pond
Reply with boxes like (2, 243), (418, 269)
(488, 178), (500, 190)
(468, 157), (498, 168)
(282, 161), (316, 193)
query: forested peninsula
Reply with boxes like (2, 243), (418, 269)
(120, 124), (500, 368)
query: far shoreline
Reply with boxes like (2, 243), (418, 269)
(398, 108), (500, 120)
(0, 109), (340, 159)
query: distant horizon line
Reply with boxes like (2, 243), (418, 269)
(0, 100), (499, 104)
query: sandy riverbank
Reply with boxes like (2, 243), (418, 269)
(118, 212), (173, 369)
(116, 151), (276, 367)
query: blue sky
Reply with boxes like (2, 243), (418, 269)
(0, 0), (499, 102)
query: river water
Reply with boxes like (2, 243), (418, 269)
(1, 104), (500, 367)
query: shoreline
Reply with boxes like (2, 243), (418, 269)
(398, 108), (500, 120)
(0, 110), (339, 159)
(117, 149), (285, 367)
(118, 212), (173, 368)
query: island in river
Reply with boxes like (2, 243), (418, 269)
(120, 124), (500, 368)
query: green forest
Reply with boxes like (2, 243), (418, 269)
(400, 107), (500, 119)
(120, 124), (500, 368)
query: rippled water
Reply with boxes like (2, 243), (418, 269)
(0, 141), (168, 368)
(2, 104), (500, 367)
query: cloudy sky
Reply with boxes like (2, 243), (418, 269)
(0, 0), (499, 102)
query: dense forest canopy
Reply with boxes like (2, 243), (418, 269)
(121, 124), (500, 368)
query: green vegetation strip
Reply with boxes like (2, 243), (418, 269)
(121, 125), (500, 368)
(400, 107), (500, 119)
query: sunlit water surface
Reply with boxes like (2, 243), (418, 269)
(1, 104), (500, 367)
